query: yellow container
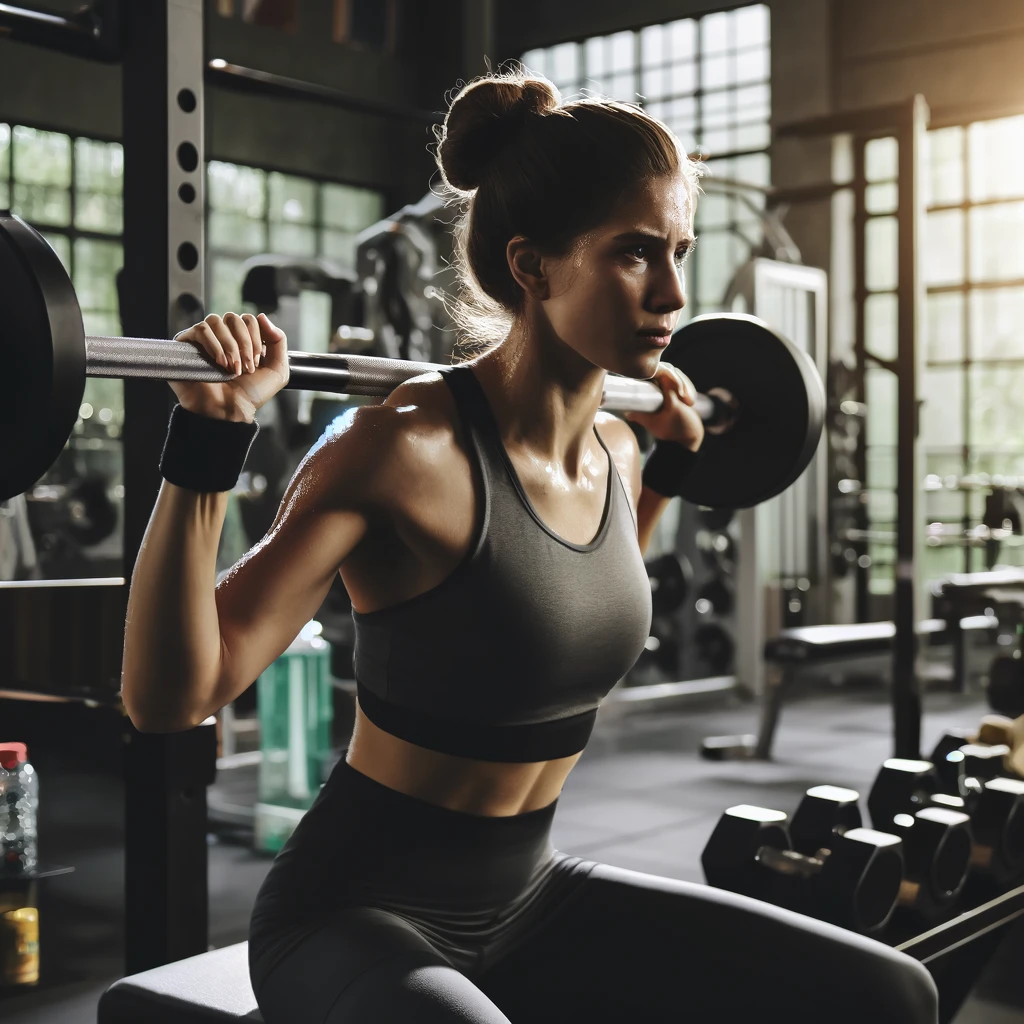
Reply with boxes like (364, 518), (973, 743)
(0, 906), (39, 987)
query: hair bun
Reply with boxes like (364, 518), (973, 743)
(438, 74), (560, 192)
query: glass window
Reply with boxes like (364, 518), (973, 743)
(865, 367), (897, 447)
(921, 366), (963, 449)
(971, 288), (1024, 361)
(75, 137), (123, 233)
(865, 182), (897, 215)
(970, 202), (1024, 282)
(865, 137), (897, 183)
(0, 123), (9, 210)
(865, 216), (898, 292)
(970, 365), (1024, 450)
(926, 292), (963, 363)
(969, 116), (1024, 202)
(926, 126), (963, 206)
(12, 126), (72, 226)
(924, 209), (964, 287)
(865, 292), (897, 362)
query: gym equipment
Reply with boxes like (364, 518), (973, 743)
(645, 553), (691, 616)
(790, 783), (969, 918)
(869, 757), (1024, 885)
(701, 797), (903, 933)
(988, 655), (1024, 718)
(699, 614), (997, 762)
(0, 212), (825, 509)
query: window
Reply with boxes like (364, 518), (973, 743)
(522, 4), (771, 315)
(1, 122), (385, 580)
(206, 160), (385, 326)
(861, 114), (1024, 591)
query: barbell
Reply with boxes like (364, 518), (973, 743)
(0, 211), (826, 509)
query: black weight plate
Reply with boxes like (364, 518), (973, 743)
(0, 212), (86, 501)
(645, 552), (691, 615)
(664, 314), (825, 509)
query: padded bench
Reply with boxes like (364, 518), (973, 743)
(701, 614), (997, 762)
(98, 941), (262, 1023)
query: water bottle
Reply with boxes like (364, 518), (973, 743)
(0, 744), (39, 875)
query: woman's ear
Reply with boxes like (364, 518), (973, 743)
(507, 236), (551, 301)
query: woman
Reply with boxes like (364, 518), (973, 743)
(121, 70), (937, 1023)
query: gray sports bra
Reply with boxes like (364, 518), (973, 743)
(352, 364), (653, 762)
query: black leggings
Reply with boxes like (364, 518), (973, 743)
(249, 761), (938, 1024)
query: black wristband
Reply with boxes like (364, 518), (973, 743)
(159, 404), (260, 493)
(641, 440), (703, 498)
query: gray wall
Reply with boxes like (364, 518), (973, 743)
(0, 0), (462, 204)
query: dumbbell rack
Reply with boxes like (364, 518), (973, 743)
(890, 878), (1024, 1023)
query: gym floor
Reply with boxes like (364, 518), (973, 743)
(3, 688), (1024, 1024)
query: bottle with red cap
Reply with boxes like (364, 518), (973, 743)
(0, 743), (38, 875)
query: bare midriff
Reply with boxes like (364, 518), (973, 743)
(345, 705), (583, 817)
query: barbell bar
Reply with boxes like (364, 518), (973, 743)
(0, 211), (826, 509)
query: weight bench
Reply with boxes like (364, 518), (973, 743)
(97, 941), (263, 1023)
(701, 614), (996, 761)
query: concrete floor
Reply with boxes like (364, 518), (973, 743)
(2, 687), (1024, 1022)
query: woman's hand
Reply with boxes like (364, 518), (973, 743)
(169, 312), (290, 423)
(624, 362), (704, 452)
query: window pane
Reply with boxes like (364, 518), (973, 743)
(735, 151), (771, 188)
(865, 137), (897, 182)
(584, 36), (605, 77)
(734, 122), (770, 150)
(12, 183), (70, 225)
(75, 138), (123, 233)
(969, 115), (1024, 202)
(0, 123), (9, 180)
(521, 49), (546, 76)
(865, 367), (896, 446)
(609, 31), (633, 73)
(695, 192), (730, 230)
(924, 209), (964, 286)
(971, 287), (1024, 360)
(551, 41), (579, 83)
(209, 256), (249, 316)
(41, 232), (71, 274)
(970, 202), (1024, 282)
(641, 66), (667, 101)
(926, 126), (963, 206)
(695, 231), (742, 307)
(970, 365), (1024, 450)
(640, 24), (664, 67)
(702, 54), (730, 90)
(865, 292), (897, 361)
(865, 216), (897, 291)
(12, 126), (71, 186)
(322, 183), (383, 231)
(702, 89), (732, 128)
(735, 46), (768, 85)
(865, 182), (897, 215)
(269, 222), (316, 257)
(701, 11), (730, 54)
(667, 18), (696, 61)
(926, 292), (963, 362)
(670, 61), (696, 95)
(735, 5), (770, 48)
(320, 228), (360, 265)
(209, 211), (266, 251)
(73, 238), (122, 318)
(736, 83), (770, 123)
(921, 366), (963, 449)
(208, 161), (265, 215)
(609, 72), (636, 101)
(269, 172), (316, 224)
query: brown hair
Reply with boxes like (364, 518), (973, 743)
(433, 65), (699, 359)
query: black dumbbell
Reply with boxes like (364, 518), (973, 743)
(929, 730), (975, 791)
(701, 794), (904, 934)
(861, 760), (973, 914)
(787, 783), (959, 920)
(869, 756), (1024, 885)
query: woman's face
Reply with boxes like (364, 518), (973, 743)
(537, 172), (694, 380)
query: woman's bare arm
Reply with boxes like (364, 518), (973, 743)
(121, 403), (404, 732)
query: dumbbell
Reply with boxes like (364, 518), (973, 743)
(702, 789), (904, 934)
(788, 783), (966, 920)
(869, 757), (1024, 886)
